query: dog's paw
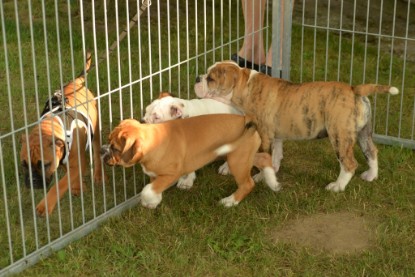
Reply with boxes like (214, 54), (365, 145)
(263, 167), (281, 192)
(218, 162), (231, 175)
(36, 199), (55, 217)
(219, 195), (239, 207)
(140, 184), (162, 209)
(71, 183), (86, 196)
(177, 172), (196, 190)
(325, 182), (345, 192)
(360, 170), (378, 182)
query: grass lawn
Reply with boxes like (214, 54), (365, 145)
(0, 0), (414, 276)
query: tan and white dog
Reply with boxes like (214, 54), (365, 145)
(194, 61), (399, 192)
(143, 91), (242, 188)
(20, 52), (105, 216)
(100, 115), (280, 208)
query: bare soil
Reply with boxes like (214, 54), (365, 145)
(269, 212), (376, 255)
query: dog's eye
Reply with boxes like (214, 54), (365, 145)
(21, 161), (28, 169)
(206, 76), (214, 82)
(36, 161), (51, 170)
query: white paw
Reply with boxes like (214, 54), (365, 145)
(360, 170), (378, 182)
(325, 182), (345, 192)
(176, 172), (196, 190)
(253, 171), (264, 182)
(263, 167), (281, 192)
(219, 195), (239, 207)
(140, 183), (162, 209)
(218, 162), (231, 175)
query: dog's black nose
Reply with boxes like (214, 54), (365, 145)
(195, 76), (201, 83)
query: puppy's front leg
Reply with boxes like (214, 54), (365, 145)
(36, 169), (81, 216)
(140, 175), (180, 208)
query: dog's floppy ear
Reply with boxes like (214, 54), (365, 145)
(119, 132), (143, 163)
(170, 103), (184, 119)
(158, 91), (174, 99)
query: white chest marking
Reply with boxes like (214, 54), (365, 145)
(141, 165), (157, 178)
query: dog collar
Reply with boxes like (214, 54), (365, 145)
(40, 106), (94, 165)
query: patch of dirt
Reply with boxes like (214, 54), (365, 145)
(270, 212), (376, 255)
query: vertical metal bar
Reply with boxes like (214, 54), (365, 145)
(212, 0), (216, 63)
(91, 0), (107, 212)
(126, 0), (134, 118)
(137, 0), (144, 120)
(167, 0), (172, 92)
(53, 0), (66, 235)
(372, 0), (384, 133)
(272, 0), (281, 78)
(0, 0), (15, 263)
(349, 0), (357, 84)
(324, 0), (331, 81)
(39, 0), (53, 241)
(186, 0), (189, 98)
(220, 0), (223, 61)
(265, 0), (269, 67)
(362, 0), (371, 84)
(77, 0), (88, 224)
(195, 0), (199, 83)
(12, 0), (28, 256)
(136, 0), (144, 196)
(147, 2), (153, 100)
(281, 0), (293, 80)
(80, 0), (96, 219)
(65, 0), (77, 229)
(157, 0), (162, 91)
(26, 0), (40, 248)
(336, 0), (344, 81)
(400, 0), (411, 138)
(312, 0), (318, 81)
(300, 0), (305, 82)
(385, 0), (397, 135)
(176, 0), (181, 96)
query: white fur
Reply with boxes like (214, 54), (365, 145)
(143, 96), (242, 123)
(263, 167), (281, 192)
(140, 183), (162, 209)
(219, 194), (239, 207)
(325, 164), (354, 192)
(176, 172), (196, 190)
(218, 162), (231, 175)
(215, 144), (234, 156)
(141, 165), (157, 178)
(389, 87), (399, 95)
(360, 158), (378, 182)
(272, 139), (283, 172)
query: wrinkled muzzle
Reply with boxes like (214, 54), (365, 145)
(194, 74), (209, 98)
(24, 170), (52, 189)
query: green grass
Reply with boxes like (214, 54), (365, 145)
(0, 0), (414, 276)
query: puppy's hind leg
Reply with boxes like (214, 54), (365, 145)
(326, 133), (357, 192)
(253, 152), (281, 192)
(357, 122), (378, 182)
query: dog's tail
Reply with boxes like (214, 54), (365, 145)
(214, 119), (257, 156)
(353, 84), (399, 97)
(76, 51), (93, 80)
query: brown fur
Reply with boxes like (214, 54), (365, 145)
(20, 53), (105, 216)
(102, 115), (274, 206)
(195, 61), (398, 191)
